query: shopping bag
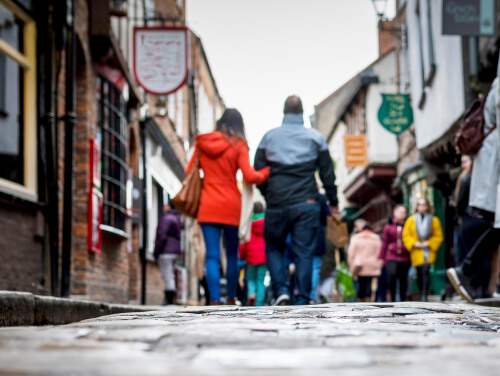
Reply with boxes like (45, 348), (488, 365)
(326, 216), (348, 248)
(172, 152), (202, 218)
(238, 182), (253, 243)
(335, 261), (356, 301)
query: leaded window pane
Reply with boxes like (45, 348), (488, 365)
(98, 75), (127, 230)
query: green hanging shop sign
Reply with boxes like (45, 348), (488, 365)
(377, 94), (414, 135)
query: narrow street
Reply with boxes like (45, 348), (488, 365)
(1, 302), (499, 375)
(1, 1), (500, 374)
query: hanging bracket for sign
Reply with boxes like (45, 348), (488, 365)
(133, 26), (189, 95)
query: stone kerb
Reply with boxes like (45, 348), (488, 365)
(0, 291), (156, 326)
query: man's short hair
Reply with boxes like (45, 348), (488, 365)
(283, 95), (303, 114)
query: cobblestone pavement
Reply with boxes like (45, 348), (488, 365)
(0, 302), (499, 375)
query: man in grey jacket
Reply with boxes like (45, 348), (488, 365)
(254, 95), (338, 305)
(447, 79), (500, 302)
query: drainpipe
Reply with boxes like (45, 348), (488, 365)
(61, 0), (77, 297)
(40, 1), (59, 296)
(140, 119), (148, 304)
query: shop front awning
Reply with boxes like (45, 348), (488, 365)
(420, 121), (460, 164)
(343, 165), (397, 203)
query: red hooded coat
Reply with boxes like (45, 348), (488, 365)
(239, 216), (266, 265)
(186, 132), (270, 226)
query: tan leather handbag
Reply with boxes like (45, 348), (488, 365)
(326, 216), (348, 248)
(172, 152), (202, 218)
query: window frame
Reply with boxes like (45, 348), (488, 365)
(415, 0), (437, 110)
(0, 0), (37, 201)
(98, 74), (128, 232)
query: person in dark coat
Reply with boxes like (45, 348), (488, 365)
(379, 205), (411, 302)
(154, 198), (184, 305)
(255, 95), (338, 306)
(450, 155), (472, 264)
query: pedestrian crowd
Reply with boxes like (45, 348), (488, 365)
(153, 91), (500, 306)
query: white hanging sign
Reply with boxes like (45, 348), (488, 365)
(133, 26), (189, 95)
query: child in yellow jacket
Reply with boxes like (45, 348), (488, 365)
(402, 197), (444, 301)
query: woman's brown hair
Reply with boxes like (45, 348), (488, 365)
(216, 108), (247, 143)
(413, 197), (434, 214)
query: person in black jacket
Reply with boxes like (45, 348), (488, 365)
(254, 95), (338, 306)
(450, 155), (472, 264)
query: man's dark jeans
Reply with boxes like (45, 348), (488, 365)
(264, 202), (320, 305)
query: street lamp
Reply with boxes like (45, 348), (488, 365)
(370, 0), (406, 39)
(371, 0), (388, 21)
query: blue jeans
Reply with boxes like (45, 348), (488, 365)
(246, 264), (267, 306)
(310, 256), (322, 302)
(264, 202), (320, 305)
(200, 223), (239, 303)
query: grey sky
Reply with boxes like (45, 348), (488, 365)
(186, 0), (395, 153)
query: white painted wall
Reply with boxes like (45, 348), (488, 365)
(327, 51), (399, 211)
(176, 90), (184, 138)
(365, 51), (399, 164)
(197, 83), (215, 134)
(145, 136), (182, 259)
(328, 122), (352, 210)
(406, 0), (465, 149)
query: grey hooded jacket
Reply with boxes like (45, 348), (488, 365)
(254, 113), (338, 208)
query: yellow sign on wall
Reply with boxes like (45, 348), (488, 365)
(344, 135), (368, 168)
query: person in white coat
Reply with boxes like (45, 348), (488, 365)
(447, 78), (500, 302)
(494, 75), (500, 297)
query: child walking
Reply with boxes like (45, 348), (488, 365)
(239, 202), (267, 306)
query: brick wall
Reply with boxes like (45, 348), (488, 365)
(0, 204), (42, 293)
(68, 0), (133, 304)
(0, 0), (170, 305)
(128, 224), (140, 304)
(155, 0), (183, 21)
(379, 20), (395, 56)
(146, 262), (166, 305)
(71, 61), (92, 297)
(85, 236), (130, 303)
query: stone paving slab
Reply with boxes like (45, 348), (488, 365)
(0, 302), (499, 375)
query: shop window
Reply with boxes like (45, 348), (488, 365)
(146, 179), (164, 260)
(0, 0), (36, 200)
(97, 75), (127, 231)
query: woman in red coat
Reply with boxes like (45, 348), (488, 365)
(186, 109), (270, 305)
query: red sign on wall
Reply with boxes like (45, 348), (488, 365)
(88, 187), (102, 253)
(88, 138), (102, 252)
(133, 26), (189, 95)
